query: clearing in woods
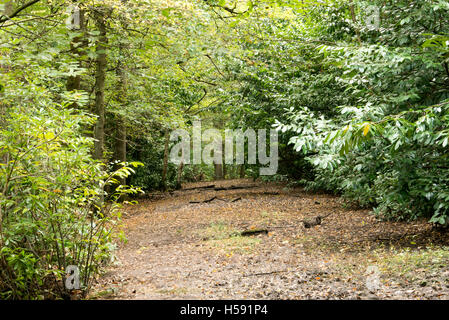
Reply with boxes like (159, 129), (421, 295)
(91, 179), (449, 300)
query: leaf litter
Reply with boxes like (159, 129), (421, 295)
(90, 179), (449, 300)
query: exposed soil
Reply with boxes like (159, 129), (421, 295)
(91, 179), (449, 300)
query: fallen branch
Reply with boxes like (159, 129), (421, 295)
(182, 184), (215, 191)
(189, 196), (217, 204)
(189, 196), (242, 204)
(214, 185), (256, 191)
(240, 229), (268, 236)
(243, 270), (290, 277)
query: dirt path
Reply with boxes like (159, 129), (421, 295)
(91, 179), (449, 300)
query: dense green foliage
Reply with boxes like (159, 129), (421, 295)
(215, 0), (449, 224)
(1, 0), (448, 299)
(272, 1), (449, 224)
(0, 61), (139, 299)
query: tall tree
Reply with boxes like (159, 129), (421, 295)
(92, 6), (108, 161)
(66, 2), (86, 94)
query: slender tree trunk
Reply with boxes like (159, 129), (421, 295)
(214, 163), (223, 180)
(176, 161), (184, 190)
(214, 142), (224, 180)
(348, 0), (362, 45)
(239, 164), (245, 178)
(92, 7), (108, 213)
(66, 5), (86, 95)
(222, 143), (227, 179)
(113, 117), (126, 176)
(113, 41), (127, 186)
(112, 0), (129, 193)
(161, 130), (170, 190)
(93, 7), (107, 161)
(231, 165), (236, 179)
(111, 115), (126, 201)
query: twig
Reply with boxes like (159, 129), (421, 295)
(243, 270), (291, 277)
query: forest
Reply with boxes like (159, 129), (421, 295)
(1, 0), (449, 300)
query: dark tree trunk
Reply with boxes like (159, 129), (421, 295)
(214, 163), (223, 180)
(113, 116), (126, 176)
(92, 6), (108, 212)
(112, 41), (127, 186)
(222, 146), (227, 179)
(93, 7), (107, 161)
(176, 161), (184, 190)
(112, 0), (129, 190)
(161, 130), (170, 190)
(239, 164), (245, 178)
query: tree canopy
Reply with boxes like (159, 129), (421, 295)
(1, 0), (449, 299)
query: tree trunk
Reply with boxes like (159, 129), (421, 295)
(176, 161), (184, 190)
(214, 163), (223, 180)
(92, 6), (108, 213)
(222, 145), (227, 179)
(93, 7), (107, 161)
(66, 5), (86, 95)
(348, 0), (362, 45)
(112, 0), (129, 192)
(239, 164), (245, 178)
(161, 130), (170, 190)
(113, 41), (127, 186)
(113, 116), (126, 177)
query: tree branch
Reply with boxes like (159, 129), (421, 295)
(203, 0), (249, 16)
(0, 0), (41, 24)
(205, 54), (225, 78)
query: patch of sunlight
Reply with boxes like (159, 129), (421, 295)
(374, 245), (449, 280)
(198, 221), (240, 240)
(206, 236), (261, 255)
(156, 287), (188, 295)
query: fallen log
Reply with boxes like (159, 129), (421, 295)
(262, 191), (279, 195)
(240, 229), (268, 236)
(182, 184), (215, 191)
(190, 196), (242, 204)
(189, 196), (217, 204)
(214, 185), (257, 191)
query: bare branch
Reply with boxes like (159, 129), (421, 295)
(0, 0), (41, 24)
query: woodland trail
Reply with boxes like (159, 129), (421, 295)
(92, 179), (449, 300)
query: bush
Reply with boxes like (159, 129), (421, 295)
(0, 99), (140, 299)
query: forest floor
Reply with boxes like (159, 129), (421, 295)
(91, 179), (449, 300)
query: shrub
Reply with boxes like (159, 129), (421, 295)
(0, 100), (140, 299)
